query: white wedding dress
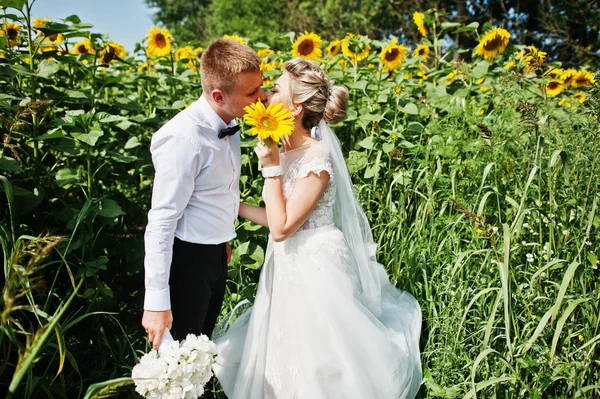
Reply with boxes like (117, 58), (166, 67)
(213, 136), (422, 399)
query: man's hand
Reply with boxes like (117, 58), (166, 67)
(142, 309), (173, 350)
(226, 242), (232, 264)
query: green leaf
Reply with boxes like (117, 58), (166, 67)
(55, 168), (82, 188)
(358, 136), (375, 150)
(377, 94), (388, 103)
(455, 22), (480, 33)
(71, 128), (103, 146)
(401, 103), (419, 115)
(472, 60), (490, 79)
(346, 81), (368, 90)
(382, 142), (395, 153)
(407, 122), (424, 133)
(34, 128), (65, 140)
(124, 136), (141, 149)
(96, 199), (125, 218)
(37, 60), (59, 79)
(0, 0), (27, 10)
(359, 113), (383, 122)
(440, 22), (461, 31)
(95, 112), (125, 123)
(0, 157), (22, 172)
(364, 163), (380, 179)
(346, 151), (368, 173)
(64, 14), (82, 24)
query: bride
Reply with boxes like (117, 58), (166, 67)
(213, 58), (422, 398)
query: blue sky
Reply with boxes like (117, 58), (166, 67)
(31, 0), (158, 53)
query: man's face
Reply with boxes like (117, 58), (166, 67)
(222, 71), (266, 120)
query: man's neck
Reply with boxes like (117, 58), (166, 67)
(203, 93), (233, 125)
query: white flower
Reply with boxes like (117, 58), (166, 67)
(526, 253), (534, 263)
(132, 333), (218, 399)
(523, 222), (529, 229)
(492, 226), (499, 233)
(562, 230), (569, 235)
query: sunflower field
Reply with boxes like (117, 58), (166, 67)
(1, 1), (599, 398)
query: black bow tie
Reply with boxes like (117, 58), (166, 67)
(218, 125), (240, 139)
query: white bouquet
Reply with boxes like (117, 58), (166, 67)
(132, 330), (218, 399)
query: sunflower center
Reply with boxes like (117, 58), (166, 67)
(418, 48), (426, 56)
(259, 115), (277, 130)
(385, 48), (399, 61)
(483, 35), (503, 51)
(7, 27), (18, 38)
(299, 39), (314, 56)
(156, 33), (167, 48)
(101, 46), (116, 63)
(48, 33), (59, 42)
(547, 81), (560, 90)
(330, 45), (339, 54)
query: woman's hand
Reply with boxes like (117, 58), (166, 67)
(254, 139), (280, 168)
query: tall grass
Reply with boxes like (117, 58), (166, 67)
(0, 1), (598, 397)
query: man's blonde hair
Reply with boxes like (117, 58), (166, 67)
(200, 38), (261, 94)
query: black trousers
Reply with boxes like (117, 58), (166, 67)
(169, 237), (227, 341)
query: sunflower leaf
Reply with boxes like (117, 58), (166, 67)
(0, 0), (27, 10)
(440, 22), (461, 31)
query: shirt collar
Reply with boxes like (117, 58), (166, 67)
(197, 95), (237, 135)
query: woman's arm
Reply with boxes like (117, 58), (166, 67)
(263, 171), (329, 242)
(239, 202), (268, 227)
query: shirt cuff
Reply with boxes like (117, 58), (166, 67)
(144, 289), (171, 311)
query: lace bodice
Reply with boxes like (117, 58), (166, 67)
(264, 141), (335, 231)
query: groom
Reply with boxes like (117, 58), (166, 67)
(142, 38), (266, 350)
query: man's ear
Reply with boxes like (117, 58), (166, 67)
(211, 89), (225, 105)
(291, 103), (303, 117)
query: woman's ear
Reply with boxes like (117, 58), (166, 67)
(291, 103), (303, 117)
(211, 89), (225, 105)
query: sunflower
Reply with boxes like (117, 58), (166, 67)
(519, 46), (547, 73)
(71, 38), (95, 55)
(175, 45), (195, 61)
(257, 48), (274, 59)
(223, 34), (245, 45)
(0, 48), (6, 61)
(33, 17), (52, 30)
(574, 92), (586, 103)
(175, 45), (199, 69)
(341, 33), (371, 63)
(545, 68), (564, 79)
(260, 61), (276, 86)
(545, 80), (564, 97)
(38, 32), (65, 53)
(292, 32), (322, 61)
(475, 27), (510, 59)
(504, 60), (516, 70)
(98, 41), (127, 64)
(559, 69), (577, 87)
(138, 60), (156, 72)
(1, 22), (21, 47)
(379, 38), (406, 72)
(327, 40), (342, 57)
(146, 26), (172, 57)
(243, 100), (294, 144)
(413, 44), (430, 60)
(413, 12), (427, 36)
(572, 70), (595, 87)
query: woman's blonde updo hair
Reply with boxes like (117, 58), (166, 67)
(283, 58), (349, 130)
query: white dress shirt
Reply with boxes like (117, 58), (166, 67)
(144, 96), (241, 311)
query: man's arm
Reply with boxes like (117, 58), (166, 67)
(143, 131), (199, 349)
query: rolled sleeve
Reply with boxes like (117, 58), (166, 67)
(143, 131), (200, 311)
